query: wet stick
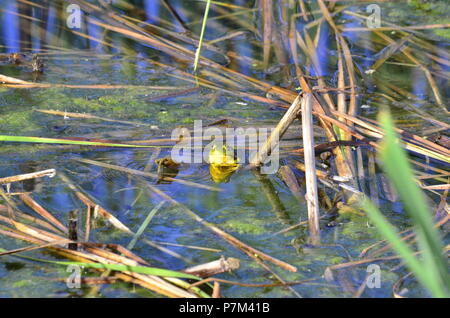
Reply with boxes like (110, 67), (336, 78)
(0, 239), (71, 257)
(0, 169), (55, 184)
(68, 210), (78, 251)
(0, 208), (62, 234)
(182, 256), (240, 278)
(212, 282), (221, 298)
(301, 94), (320, 244)
(0, 187), (18, 220)
(20, 194), (68, 233)
(342, 23), (450, 32)
(251, 94), (303, 166)
(299, 0), (309, 22)
(261, 0), (272, 71)
(84, 205), (92, 242)
(0, 73), (31, 84)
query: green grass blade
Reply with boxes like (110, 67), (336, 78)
(362, 198), (447, 297)
(379, 111), (443, 249)
(57, 262), (201, 280)
(0, 135), (156, 148)
(193, 0), (212, 72)
(378, 110), (450, 295)
(127, 201), (165, 250)
(0, 247), (200, 280)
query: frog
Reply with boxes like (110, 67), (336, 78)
(8, 53), (22, 65)
(208, 144), (240, 183)
(155, 157), (180, 183)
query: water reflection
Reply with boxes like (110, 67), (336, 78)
(2, 1), (20, 52)
(412, 65), (427, 103)
(311, 23), (330, 77)
(144, 0), (160, 25)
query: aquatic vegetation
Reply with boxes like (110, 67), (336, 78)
(362, 110), (450, 298)
(220, 218), (267, 236)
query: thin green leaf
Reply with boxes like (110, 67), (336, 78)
(362, 198), (446, 297)
(127, 201), (165, 250)
(0, 135), (157, 148)
(378, 110), (450, 294)
(0, 247), (201, 280)
(193, 0), (212, 72)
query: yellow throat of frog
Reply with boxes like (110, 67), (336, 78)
(208, 144), (239, 166)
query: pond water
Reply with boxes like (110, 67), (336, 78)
(0, 0), (448, 298)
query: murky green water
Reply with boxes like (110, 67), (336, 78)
(0, 0), (448, 298)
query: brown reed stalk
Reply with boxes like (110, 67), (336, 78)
(301, 93), (320, 243)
